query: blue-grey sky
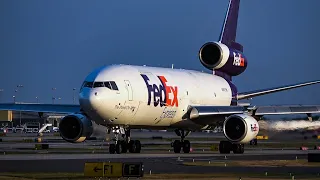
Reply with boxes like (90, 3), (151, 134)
(0, 0), (319, 105)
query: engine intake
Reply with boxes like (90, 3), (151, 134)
(59, 114), (93, 143)
(199, 42), (230, 70)
(199, 42), (247, 76)
(223, 114), (259, 143)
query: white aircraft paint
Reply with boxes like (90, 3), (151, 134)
(79, 65), (232, 128)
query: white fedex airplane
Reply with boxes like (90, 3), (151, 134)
(1, 0), (320, 154)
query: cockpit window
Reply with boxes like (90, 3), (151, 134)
(110, 81), (119, 90)
(94, 82), (105, 88)
(103, 81), (118, 90)
(104, 82), (112, 89)
(84, 82), (93, 88)
(82, 81), (118, 89)
(80, 81), (86, 90)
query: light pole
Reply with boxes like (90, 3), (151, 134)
(73, 88), (76, 104)
(36, 96), (39, 103)
(53, 97), (62, 104)
(16, 85), (23, 126)
(52, 88), (56, 104)
(15, 85), (23, 103)
(12, 95), (16, 103)
(0, 89), (3, 102)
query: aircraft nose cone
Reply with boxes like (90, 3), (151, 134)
(79, 89), (102, 111)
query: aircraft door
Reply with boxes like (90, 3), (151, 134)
(124, 80), (133, 101)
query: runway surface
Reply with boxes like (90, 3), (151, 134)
(0, 131), (319, 175)
(0, 150), (319, 174)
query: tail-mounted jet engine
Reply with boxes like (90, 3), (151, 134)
(199, 42), (247, 76)
(223, 114), (259, 143)
(59, 114), (93, 143)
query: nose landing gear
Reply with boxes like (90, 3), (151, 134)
(108, 127), (141, 154)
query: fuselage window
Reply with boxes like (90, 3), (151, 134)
(104, 82), (112, 89)
(94, 82), (105, 88)
(84, 82), (93, 88)
(110, 81), (119, 90)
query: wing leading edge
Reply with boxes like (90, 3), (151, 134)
(0, 103), (80, 114)
(237, 80), (320, 100)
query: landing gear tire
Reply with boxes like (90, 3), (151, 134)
(135, 140), (141, 153)
(173, 140), (181, 153)
(109, 144), (116, 154)
(120, 140), (128, 153)
(232, 144), (244, 154)
(108, 127), (142, 154)
(173, 129), (191, 153)
(129, 140), (141, 153)
(219, 141), (232, 154)
(182, 140), (191, 153)
(249, 139), (257, 146)
(129, 141), (135, 153)
(115, 143), (122, 154)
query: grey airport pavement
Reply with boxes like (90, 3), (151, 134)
(0, 131), (319, 175)
(0, 151), (320, 174)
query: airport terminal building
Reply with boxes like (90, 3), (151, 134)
(0, 110), (64, 129)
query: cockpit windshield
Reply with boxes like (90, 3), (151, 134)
(104, 82), (112, 89)
(110, 81), (119, 90)
(82, 81), (119, 90)
(84, 82), (93, 88)
(94, 82), (104, 88)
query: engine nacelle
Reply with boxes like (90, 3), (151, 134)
(199, 42), (247, 76)
(223, 114), (259, 143)
(59, 114), (93, 143)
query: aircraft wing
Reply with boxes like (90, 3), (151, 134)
(189, 105), (320, 120)
(0, 103), (80, 114)
(236, 80), (320, 100)
(251, 105), (320, 116)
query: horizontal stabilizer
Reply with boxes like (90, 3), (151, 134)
(237, 80), (320, 100)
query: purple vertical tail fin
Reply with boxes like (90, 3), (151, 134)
(215, 0), (243, 82)
(218, 0), (243, 52)
(216, 0), (242, 104)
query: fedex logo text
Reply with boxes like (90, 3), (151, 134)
(140, 74), (178, 107)
(251, 124), (258, 132)
(233, 52), (245, 67)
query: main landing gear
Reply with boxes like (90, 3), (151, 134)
(108, 127), (141, 154)
(219, 141), (244, 154)
(172, 129), (191, 153)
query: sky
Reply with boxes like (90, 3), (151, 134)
(0, 0), (319, 106)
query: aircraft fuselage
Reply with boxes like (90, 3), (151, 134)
(79, 65), (232, 129)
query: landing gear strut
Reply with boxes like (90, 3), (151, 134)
(108, 127), (141, 154)
(219, 141), (244, 154)
(172, 129), (191, 153)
